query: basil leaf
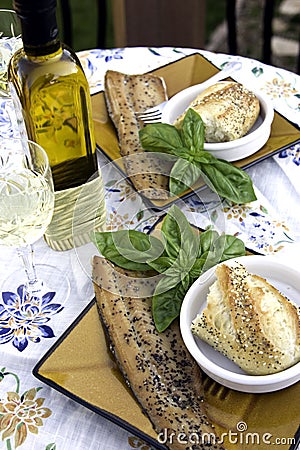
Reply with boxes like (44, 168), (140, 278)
(95, 206), (247, 333)
(161, 255), (193, 286)
(152, 283), (186, 332)
(199, 229), (219, 256)
(181, 273), (191, 292)
(139, 110), (256, 205)
(161, 205), (199, 261)
(153, 270), (182, 295)
(147, 256), (173, 273)
(201, 233), (246, 272)
(194, 150), (216, 165)
(160, 205), (181, 258)
(216, 234), (246, 261)
(139, 123), (183, 153)
(181, 108), (205, 152)
(169, 158), (203, 196)
(189, 256), (207, 278)
(200, 158), (257, 203)
(94, 230), (165, 271)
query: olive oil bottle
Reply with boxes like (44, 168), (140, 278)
(9, 0), (98, 191)
(8, 0), (106, 251)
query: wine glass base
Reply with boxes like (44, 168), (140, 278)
(1, 264), (70, 305)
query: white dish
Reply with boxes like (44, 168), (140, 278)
(161, 83), (274, 162)
(180, 255), (300, 393)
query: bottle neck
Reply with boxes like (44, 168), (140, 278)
(17, 7), (61, 57)
(23, 41), (62, 59)
(25, 45), (63, 63)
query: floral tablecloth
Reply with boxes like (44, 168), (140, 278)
(0, 47), (299, 450)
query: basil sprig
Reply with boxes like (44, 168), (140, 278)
(139, 109), (257, 204)
(93, 229), (166, 271)
(94, 205), (245, 332)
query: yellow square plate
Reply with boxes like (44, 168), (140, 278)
(33, 218), (300, 450)
(33, 299), (300, 450)
(91, 53), (300, 209)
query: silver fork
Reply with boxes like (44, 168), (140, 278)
(136, 60), (242, 124)
(136, 100), (168, 123)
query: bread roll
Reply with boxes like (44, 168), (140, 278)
(191, 263), (300, 375)
(175, 81), (260, 143)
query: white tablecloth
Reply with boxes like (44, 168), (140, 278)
(0, 47), (299, 450)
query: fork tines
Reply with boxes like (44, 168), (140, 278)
(135, 100), (167, 123)
(137, 112), (162, 123)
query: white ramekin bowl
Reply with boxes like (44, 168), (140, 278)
(180, 255), (300, 393)
(161, 83), (274, 162)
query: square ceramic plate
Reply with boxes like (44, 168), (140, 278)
(91, 53), (300, 210)
(33, 218), (300, 450)
(33, 299), (300, 450)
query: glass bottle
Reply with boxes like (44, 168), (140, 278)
(8, 0), (98, 191)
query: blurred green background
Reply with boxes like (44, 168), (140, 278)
(0, 0), (224, 51)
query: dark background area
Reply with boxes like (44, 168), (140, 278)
(1, 0), (299, 72)
(0, 0), (246, 50)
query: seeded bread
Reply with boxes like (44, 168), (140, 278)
(93, 256), (225, 450)
(191, 263), (300, 375)
(104, 70), (171, 199)
(175, 81), (260, 143)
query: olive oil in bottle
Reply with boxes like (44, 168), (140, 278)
(9, 0), (98, 191)
(8, 0), (106, 251)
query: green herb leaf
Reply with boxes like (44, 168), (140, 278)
(147, 256), (173, 273)
(139, 109), (257, 205)
(161, 255), (193, 286)
(181, 273), (191, 293)
(199, 229), (220, 256)
(139, 123), (183, 153)
(200, 158), (257, 204)
(169, 158), (203, 196)
(161, 205), (199, 261)
(45, 445), (56, 450)
(94, 206), (246, 333)
(153, 269), (182, 294)
(94, 230), (165, 271)
(152, 282), (186, 332)
(180, 108), (205, 151)
(194, 150), (216, 165)
(215, 234), (246, 261)
(189, 256), (207, 279)
(201, 232), (246, 272)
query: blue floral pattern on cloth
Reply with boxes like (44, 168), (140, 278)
(0, 99), (15, 138)
(0, 285), (63, 351)
(278, 144), (300, 166)
(274, 143), (300, 194)
(222, 202), (294, 254)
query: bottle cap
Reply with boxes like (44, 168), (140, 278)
(13, 0), (60, 51)
(13, 0), (57, 14)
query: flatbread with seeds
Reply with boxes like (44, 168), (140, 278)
(104, 70), (172, 199)
(93, 256), (226, 450)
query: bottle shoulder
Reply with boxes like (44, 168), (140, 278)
(10, 45), (86, 80)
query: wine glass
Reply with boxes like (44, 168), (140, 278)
(0, 9), (22, 136)
(0, 137), (70, 307)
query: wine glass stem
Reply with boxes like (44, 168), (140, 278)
(16, 244), (43, 295)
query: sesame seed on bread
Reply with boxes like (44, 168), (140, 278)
(191, 263), (300, 375)
(175, 81), (260, 143)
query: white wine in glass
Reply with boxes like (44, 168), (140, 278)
(0, 159), (54, 247)
(0, 138), (70, 307)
